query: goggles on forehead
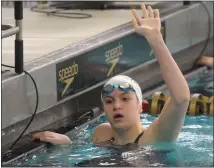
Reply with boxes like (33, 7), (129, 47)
(102, 83), (135, 97)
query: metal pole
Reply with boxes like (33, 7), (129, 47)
(1, 27), (20, 39)
(14, 1), (23, 74)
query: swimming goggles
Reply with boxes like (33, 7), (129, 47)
(102, 83), (135, 97)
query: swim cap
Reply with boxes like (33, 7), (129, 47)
(101, 75), (142, 102)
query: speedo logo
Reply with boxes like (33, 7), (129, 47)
(105, 43), (123, 77)
(58, 62), (78, 97)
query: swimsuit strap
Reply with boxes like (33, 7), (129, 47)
(110, 131), (144, 144)
(134, 131), (144, 144)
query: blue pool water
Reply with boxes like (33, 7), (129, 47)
(3, 68), (213, 167)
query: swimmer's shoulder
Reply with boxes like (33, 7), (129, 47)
(93, 123), (113, 144)
(138, 119), (160, 146)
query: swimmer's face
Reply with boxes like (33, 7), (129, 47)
(103, 89), (142, 129)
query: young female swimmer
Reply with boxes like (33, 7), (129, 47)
(32, 3), (190, 146)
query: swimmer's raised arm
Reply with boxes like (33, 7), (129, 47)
(132, 4), (190, 142)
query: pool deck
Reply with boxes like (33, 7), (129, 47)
(2, 3), (159, 67)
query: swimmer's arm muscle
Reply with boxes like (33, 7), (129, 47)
(154, 97), (189, 141)
(147, 31), (190, 104)
(146, 31), (190, 141)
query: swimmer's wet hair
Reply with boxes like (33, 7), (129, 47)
(101, 75), (142, 102)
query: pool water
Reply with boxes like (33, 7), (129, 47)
(3, 68), (213, 167)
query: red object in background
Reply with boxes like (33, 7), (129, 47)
(142, 99), (149, 113)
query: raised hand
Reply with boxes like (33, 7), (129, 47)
(132, 3), (161, 40)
